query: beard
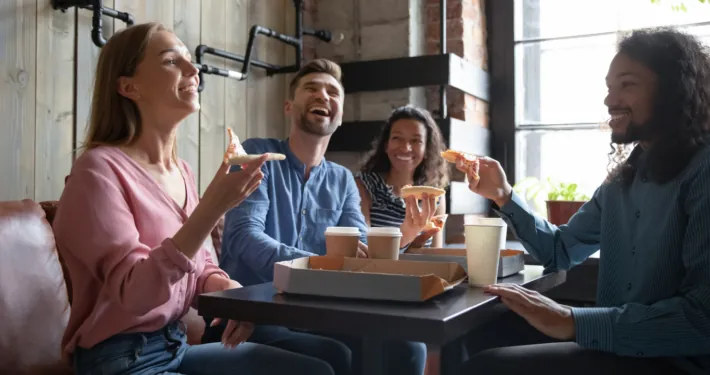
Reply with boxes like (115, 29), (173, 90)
(295, 110), (340, 136)
(611, 118), (659, 145)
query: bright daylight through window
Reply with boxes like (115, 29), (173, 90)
(513, 0), (710, 212)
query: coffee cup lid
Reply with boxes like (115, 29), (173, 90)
(368, 227), (403, 236)
(465, 217), (507, 227)
(325, 227), (361, 236)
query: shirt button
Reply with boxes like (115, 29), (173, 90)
(627, 283), (632, 290)
(637, 351), (644, 356)
(635, 210), (640, 218)
(301, 209), (306, 215)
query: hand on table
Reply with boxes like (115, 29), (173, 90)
(484, 283), (575, 341)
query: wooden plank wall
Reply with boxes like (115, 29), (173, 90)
(0, 0), (296, 201)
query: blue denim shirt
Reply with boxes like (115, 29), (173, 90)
(220, 138), (369, 286)
(496, 145), (710, 374)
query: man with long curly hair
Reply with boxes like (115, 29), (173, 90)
(454, 28), (710, 375)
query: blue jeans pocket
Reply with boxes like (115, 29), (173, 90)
(74, 334), (146, 375)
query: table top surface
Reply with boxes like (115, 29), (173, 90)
(198, 265), (566, 344)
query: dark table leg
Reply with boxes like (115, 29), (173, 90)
(361, 337), (383, 375)
(438, 337), (466, 375)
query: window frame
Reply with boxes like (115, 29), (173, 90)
(486, 0), (710, 189)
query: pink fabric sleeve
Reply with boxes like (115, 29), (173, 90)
(193, 249), (230, 308)
(54, 158), (197, 316)
(179, 159), (230, 306)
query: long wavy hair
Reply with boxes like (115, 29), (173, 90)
(360, 106), (450, 188)
(81, 22), (178, 159)
(606, 28), (710, 185)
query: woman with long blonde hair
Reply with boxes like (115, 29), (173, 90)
(53, 22), (336, 375)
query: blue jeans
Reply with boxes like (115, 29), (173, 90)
(203, 322), (427, 375)
(73, 321), (334, 375)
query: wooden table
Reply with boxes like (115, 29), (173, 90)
(198, 265), (566, 375)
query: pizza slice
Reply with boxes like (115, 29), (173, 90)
(400, 185), (447, 200)
(441, 149), (480, 181)
(223, 127), (286, 166)
(425, 214), (448, 230)
(224, 127), (247, 164)
(228, 153), (287, 165)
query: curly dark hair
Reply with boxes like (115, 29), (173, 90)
(360, 106), (450, 189)
(606, 28), (710, 186)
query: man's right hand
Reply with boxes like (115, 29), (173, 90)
(357, 241), (369, 258)
(455, 156), (513, 207)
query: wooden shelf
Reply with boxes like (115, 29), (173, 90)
(340, 53), (489, 101)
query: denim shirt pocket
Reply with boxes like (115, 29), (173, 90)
(310, 208), (343, 241)
(314, 208), (343, 224)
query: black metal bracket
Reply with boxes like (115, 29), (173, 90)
(195, 0), (335, 92)
(52, 0), (135, 48)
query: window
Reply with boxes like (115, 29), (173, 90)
(513, 0), (710, 205)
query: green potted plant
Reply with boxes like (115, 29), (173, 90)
(513, 177), (590, 225)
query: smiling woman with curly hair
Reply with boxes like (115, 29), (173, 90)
(355, 105), (450, 249)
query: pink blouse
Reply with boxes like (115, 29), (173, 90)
(53, 146), (228, 360)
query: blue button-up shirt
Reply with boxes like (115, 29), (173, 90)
(496, 145), (710, 374)
(220, 138), (369, 286)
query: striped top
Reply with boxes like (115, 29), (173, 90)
(496, 144), (710, 374)
(356, 171), (432, 248)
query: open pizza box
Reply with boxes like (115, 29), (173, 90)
(400, 248), (525, 278)
(273, 256), (467, 302)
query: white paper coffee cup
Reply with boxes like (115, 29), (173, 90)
(367, 227), (403, 260)
(464, 220), (506, 286)
(325, 227), (361, 257)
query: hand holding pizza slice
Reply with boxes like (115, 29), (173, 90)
(441, 149), (480, 182)
(224, 127), (247, 165)
(425, 214), (448, 231)
(223, 127), (287, 167)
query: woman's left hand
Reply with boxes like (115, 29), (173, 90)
(485, 283), (576, 340)
(400, 193), (438, 246)
(408, 227), (441, 248)
(211, 318), (255, 348)
(204, 275), (255, 348)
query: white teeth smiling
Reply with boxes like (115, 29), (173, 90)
(179, 85), (197, 93)
(608, 112), (630, 128)
(309, 106), (330, 116)
(396, 155), (412, 161)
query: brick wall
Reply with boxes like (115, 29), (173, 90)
(426, 0), (488, 126)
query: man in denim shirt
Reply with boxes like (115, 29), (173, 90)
(203, 59), (428, 375)
(455, 29), (710, 375)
